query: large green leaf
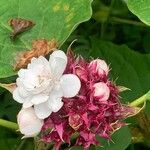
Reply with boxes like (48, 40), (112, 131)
(96, 126), (131, 150)
(0, 127), (20, 150)
(0, 0), (92, 78)
(127, 0), (150, 25)
(89, 39), (150, 102)
(70, 127), (131, 150)
(0, 91), (20, 121)
(0, 127), (34, 150)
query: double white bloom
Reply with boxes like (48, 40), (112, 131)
(13, 50), (81, 136)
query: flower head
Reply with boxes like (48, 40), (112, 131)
(13, 50), (81, 119)
(41, 52), (136, 150)
(17, 107), (43, 138)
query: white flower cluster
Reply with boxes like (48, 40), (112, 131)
(13, 50), (81, 137)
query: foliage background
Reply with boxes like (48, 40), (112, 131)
(0, 0), (150, 149)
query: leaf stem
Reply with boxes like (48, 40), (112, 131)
(17, 139), (27, 150)
(129, 94), (147, 107)
(0, 118), (18, 130)
(100, 0), (115, 38)
(110, 16), (148, 27)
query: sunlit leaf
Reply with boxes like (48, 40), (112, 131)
(127, 0), (150, 25)
(96, 127), (131, 150)
(0, 0), (92, 78)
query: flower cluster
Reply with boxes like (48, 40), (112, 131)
(40, 51), (134, 149)
(13, 49), (135, 149)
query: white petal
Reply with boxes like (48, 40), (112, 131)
(28, 57), (37, 69)
(51, 85), (63, 98)
(28, 57), (46, 68)
(50, 57), (67, 79)
(18, 87), (29, 97)
(13, 88), (24, 103)
(17, 107), (43, 137)
(60, 74), (81, 98)
(31, 94), (49, 105)
(38, 56), (50, 66)
(22, 71), (38, 90)
(50, 50), (67, 62)
(49, 50), (67, 79)
(34, 103), (52, 119)
(16, 78), (22, 86)
(18, 69), (26, 78)
(21, 125), (42, 138)
(23, 99), (33, 108)
(28, 56), (51, 73)
(48, 96), (63, 112)
(47, 86), (63, 112)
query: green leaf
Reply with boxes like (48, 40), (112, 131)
(0, 91), (20, 121)
(0, 0), (92, 78)
(70, 127), (131, 150)
(0, 127), (20, 150)
(96, 127), (131, 150)
(127, 0), (150, 25)
(0, 127), (34, 150)
(89, 39), (150, 102)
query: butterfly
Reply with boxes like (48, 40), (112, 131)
(9, 18), (35, 39)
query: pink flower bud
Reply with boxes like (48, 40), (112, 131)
(93, 82), (110, 101)
(89, 59), (109, 76)
(17, 107), (44, 138)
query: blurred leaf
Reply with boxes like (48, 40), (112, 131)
(0, 91), (20, 121)
(71, 127), (131, 150)
(127, 0), (150, 25)
(143, 31), (150, 53)
(92, 0), (130, 23)
(96, 126), (131, 150)
(89, 39), (150, 102)
(0, 76), (17, 94)
(0, 127), (20, 150)
(0, 83), (16, 93)
(0, 127), (34, 150)
(71, 146), (82, 150)
(92, 7), (109, 23)
(111, 0), (131, 17)
(0, 0), (92, 78)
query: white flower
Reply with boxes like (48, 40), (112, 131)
(13, 50), (81, 119)
(93, 82), (110, 101)
(17, 107), (43, 138)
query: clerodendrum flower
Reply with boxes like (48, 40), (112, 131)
(13, 50), (81, 119)
(11, 49), (137, 148)
(41, 52), (137, 150)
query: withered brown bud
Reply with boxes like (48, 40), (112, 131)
(14, 39), (58, 70)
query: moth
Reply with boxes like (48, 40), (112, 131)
(9, 18), (35, 39)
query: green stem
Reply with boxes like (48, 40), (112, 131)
(129, 94), (147, 107)
(17, 139), (27, 150)
(130, 144), (135, 150)
(110, 17), (148, 27)
(100, 0), (115, 38)
(0, 118), (18, 130)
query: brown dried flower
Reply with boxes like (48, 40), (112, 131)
(14, 39), (57, 70)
